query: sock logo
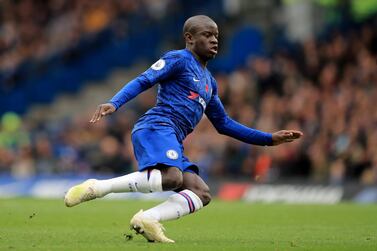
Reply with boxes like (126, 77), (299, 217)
(128, 182), (134, 192)
(166, 150), (178, 160)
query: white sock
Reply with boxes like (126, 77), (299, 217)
(142, 189), (203, 221)
(93, 169), (162, 196)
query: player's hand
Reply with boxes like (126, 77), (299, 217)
(271, 130), (303, 145)
(89, 103), (116, 123)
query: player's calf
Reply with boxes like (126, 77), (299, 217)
(130, 188), (204, 243)
(180, 171), (212, 206)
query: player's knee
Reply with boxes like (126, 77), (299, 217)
(187, 181), (211, 206)
(201, 189), (212, 206)
(161, 167), (183, 190)
(194, 187), (211, 206)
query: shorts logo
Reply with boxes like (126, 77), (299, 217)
(166, 150), (178, 160)
(151, 59), (165, 70)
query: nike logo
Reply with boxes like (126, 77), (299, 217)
(193, 77), (200, 82)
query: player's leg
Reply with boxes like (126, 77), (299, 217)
(139, 171), (210, 222)
(178, 171), (211, 206)
(91, 165), (183, 196)
(130, 168), (210, 243)
(64, 127), (184, 207)
(64, 166), (183, 207)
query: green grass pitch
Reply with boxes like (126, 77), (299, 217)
(1, 198), (376, 251)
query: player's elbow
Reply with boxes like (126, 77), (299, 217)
(214, 124), (227, 135)
(213, 117), (230, 135)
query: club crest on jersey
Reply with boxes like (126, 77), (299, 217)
(151, 59), (165, 70)
(166, 150), (178, 160)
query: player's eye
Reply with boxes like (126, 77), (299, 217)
(201, 32), (210, 38)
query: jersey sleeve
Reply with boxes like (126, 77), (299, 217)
(141, 52), (185, 84)
(108, 52), (185, 110)
(205, 78), (273, 146)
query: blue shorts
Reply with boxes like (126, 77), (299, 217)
(131, 127), (199, 174)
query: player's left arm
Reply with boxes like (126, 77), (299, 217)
(205, 80), (303, 146)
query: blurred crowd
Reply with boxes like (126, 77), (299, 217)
(0, 2), (376, 185)
(0, 0), (173, 74)
(203, 21), (376, 185)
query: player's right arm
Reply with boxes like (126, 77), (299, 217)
(205, 78), (302, 145)
(90, 52), (184, 123)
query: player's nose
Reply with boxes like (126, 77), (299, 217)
(210, 36), (218, 45)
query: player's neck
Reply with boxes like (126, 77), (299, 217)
(186, 48), (208, 68)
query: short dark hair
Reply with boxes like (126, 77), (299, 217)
(183, 15), (215, 35)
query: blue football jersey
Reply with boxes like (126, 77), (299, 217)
(132, 49), (215, 142)
(109, 49), (272, 146)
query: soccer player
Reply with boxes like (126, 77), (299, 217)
(64, 15), (303, 243)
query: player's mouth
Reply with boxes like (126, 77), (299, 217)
(209, 46), (218, 55)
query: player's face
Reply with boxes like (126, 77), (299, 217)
(191, 22), (219, 61)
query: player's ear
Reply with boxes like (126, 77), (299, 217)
(184, 32), (194, 45)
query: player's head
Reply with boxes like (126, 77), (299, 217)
(183, 15), (218, 62)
